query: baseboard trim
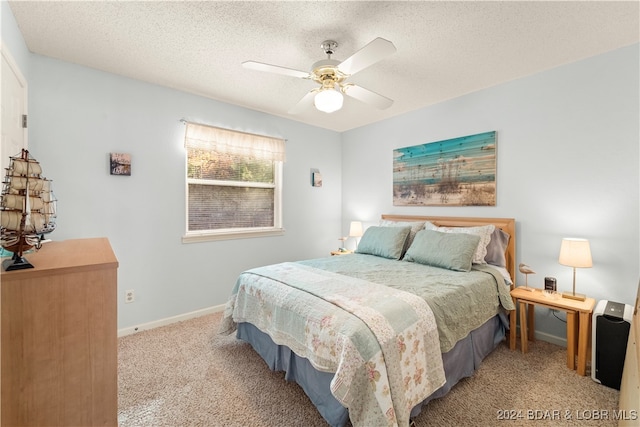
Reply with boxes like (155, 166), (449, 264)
(534, 330), (567, 347)
(513, 325), (567, 347)
(118, 304), (225, 337)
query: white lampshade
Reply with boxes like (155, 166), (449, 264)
(559, 238), (592, 268)
(349, 221), (363, 238)
(314, 88), (343, 113)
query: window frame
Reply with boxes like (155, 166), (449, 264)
(182, 123), (285, 243)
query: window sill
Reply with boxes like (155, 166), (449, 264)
(182, 228), (285, 243)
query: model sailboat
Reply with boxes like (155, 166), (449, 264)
(1, 149), (56, 271)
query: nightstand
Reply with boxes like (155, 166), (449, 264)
(510, 286), (596, 376)
(330, 250), (353, 256)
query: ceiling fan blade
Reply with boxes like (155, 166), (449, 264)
(343, 84), (394, 110)
(288, 90), (317, 114)
(337, 37), (396, 76)
(242, 61), (310, 79)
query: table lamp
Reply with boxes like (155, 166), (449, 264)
(349, 221), (363, 249)
(337, 236), (348, 252)
(558, 238), (592, 301)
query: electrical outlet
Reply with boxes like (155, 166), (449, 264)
(125, 289), (135, 303)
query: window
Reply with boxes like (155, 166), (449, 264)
(183, 122), (285, 242)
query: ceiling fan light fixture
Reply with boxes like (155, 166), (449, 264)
(314, 88), (343, 113)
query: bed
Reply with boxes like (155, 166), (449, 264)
(220, 215), (517, 426)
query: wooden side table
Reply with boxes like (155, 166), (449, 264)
(330, 250), (353, 256)
(510, 287), (596, 376)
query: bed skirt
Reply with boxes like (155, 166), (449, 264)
(236, 313), (508, 426)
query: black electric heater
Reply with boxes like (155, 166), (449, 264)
(591, 300), (633, 389)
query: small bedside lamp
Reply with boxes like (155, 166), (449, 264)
(559, 238), (592, 301)
(349, 221), (363, 249)
(337, 236), (348, 252)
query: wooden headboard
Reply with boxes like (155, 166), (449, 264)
(381, 215), (517, 285)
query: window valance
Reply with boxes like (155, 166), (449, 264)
(184, 122), (286, 162)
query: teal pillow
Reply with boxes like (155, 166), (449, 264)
(355, 226), (411, 260)
(378, 220), (425, 259)
(404, 229), (481, 272)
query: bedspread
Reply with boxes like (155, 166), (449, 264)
(299, 254), (516, 352)
(220, 262), (446, 427)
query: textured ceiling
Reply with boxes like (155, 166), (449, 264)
(9, 1), (640, 132)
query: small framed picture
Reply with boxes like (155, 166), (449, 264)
(110, 153), (131, 176)
(312, 172), (322, 187)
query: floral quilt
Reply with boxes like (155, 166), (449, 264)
(299, 254), (516, 353)
(220, 262), (446, 427)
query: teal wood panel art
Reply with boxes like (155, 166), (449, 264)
(393, 131), (496, 206)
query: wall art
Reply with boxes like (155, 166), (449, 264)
(110, 152), (131, 176)
(311, 168), (322, 187)
(393, 131), (496, 206)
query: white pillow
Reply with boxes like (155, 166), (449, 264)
(424, 223), (495, 264)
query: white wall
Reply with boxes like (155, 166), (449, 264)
(341, 44), (640, 342)
(1, 1), (30, 79)
(27, 55), (343, 329)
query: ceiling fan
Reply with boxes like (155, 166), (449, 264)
(243, 38), (396, 114)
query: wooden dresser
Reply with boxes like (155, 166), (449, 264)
(1, 238), (118, 426)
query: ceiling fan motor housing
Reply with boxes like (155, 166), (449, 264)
(310, 59), (345, 88)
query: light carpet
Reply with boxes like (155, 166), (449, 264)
(118, 312), (619, 426)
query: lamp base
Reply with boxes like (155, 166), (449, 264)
(562, 291), (586, 301)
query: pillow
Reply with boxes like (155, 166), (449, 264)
(424, 223), (495, 264)
(378, 220), (425, 257)
(492, 265), (514, 285)
(355, 226), (412, 260)
(484, 228), (510, 268)
(404, 229), (481, 272)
